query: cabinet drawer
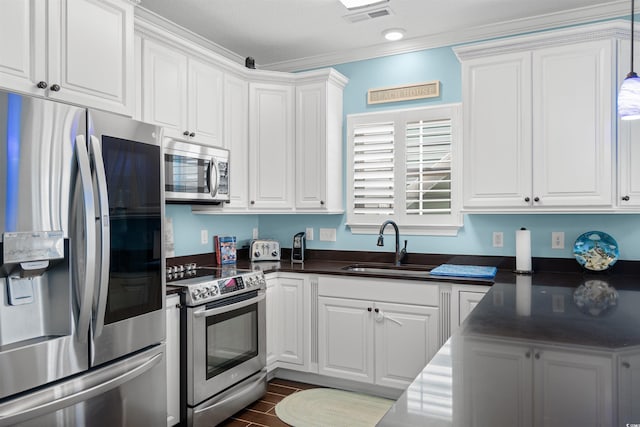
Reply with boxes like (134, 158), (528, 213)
(318, 275), (439, 306)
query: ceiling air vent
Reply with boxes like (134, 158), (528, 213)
(343, 6), (393, 23)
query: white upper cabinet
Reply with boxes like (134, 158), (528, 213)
(248, 81), (295, 210)
(0, 0), (134, 115)
(295, 70), (347, 213)
(142, 38), (223, 147)
(457, 23), (618, 212)
(223, 74), (249, 209)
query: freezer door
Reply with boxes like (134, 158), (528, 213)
(0, 344), (166, 427)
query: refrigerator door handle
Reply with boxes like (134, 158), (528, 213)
(75, 135), (96, 343)
(89, 135), (110, 338)
(0, 348), (162, 426)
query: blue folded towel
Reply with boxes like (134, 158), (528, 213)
(430, 264), (497, 279)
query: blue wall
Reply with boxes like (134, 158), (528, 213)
(168, 41), (640, 261)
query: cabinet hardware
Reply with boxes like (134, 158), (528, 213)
(183, 131), (190, 136)
(250, 200), (255, 205)
(367, 307), (372, 312)
(320, 200), (325, 205)
(622, 361), (631, 368)
(37, 81), (48, 89)
(189, 132), (195, 137)
(534, 352), (540, 359)
(622, 195), (630, 201)
(50, 84), (60, 92)
(524, 197), (530, 202)
(374, 308), (379, 313)
(525, 351), (531, 358)
(534, 197), (540, 202)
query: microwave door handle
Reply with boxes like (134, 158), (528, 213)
(89, 135), (110, 338)
(208, 159), (219, 197)
(193, 292), (265, 318)
(74, 135), (96, 343)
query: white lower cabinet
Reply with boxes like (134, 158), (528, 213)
(265, 273), (313, 372)
(462, 338), (613, 427)
(451, 284), (490, 335)
(165, 294), (180, 427)
(618, 349), (640, 425)
(317, 276), (439, 389)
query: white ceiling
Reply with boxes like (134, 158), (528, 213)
(139, 0), (631, 71)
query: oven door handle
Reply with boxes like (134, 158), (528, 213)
(193, 292), (265, 318)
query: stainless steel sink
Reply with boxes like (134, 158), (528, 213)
(341, 263), (434, 278)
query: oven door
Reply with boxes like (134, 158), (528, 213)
(187, 290), (266, 405)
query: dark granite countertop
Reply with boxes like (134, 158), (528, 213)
(378, 280), (640, 426)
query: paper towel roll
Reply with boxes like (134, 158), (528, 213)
(516, 274), (532, 316)
(515, 228), (532, 272)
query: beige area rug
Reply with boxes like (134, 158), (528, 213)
(275, 388), (394, 427)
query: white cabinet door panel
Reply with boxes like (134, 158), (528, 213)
(532, 40), (613, 207)
(374, 302), (439, 389)
(265, 276), (279, 370)
(278, 277), (305, 366)
(223, 74), (249, 208)
(188, 59), (222, 146)
(318, 296), (374, 383)
(462, 52), (532, 208)
(618, 351), (640, 425)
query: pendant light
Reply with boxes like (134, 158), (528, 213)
(619, 0), (640, 120)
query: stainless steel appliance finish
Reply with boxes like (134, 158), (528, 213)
(0, 90), (166, 426)
(250, 239), (280, 262)
(172, 268), (267, 426)
(164, 138), (230, 204)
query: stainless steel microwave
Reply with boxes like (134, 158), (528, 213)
(164, 139), (230, 204)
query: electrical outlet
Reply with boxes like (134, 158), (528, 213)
(306, 227), (314, 241)
(492, 231), (504, 248)
(252, 228), (259, 239)
(552, 231), (565, 249)
(200, 229), (208, 245)
(319, 228), (336, 242)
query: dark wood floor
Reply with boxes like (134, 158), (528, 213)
(218, 379), (319, 427)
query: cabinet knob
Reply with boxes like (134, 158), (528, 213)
(250, 200), (255, 205)
(36, 81), (48, 89)
(622, 361), (631, 369)
(320, 200), (325, 205)
(183, 131), (190, 136)
(534, 352), (541, 359)
(367, 307), (372, 312)
(534, 197), (540, 202)
(622, 195), (630, 201)
(189, 132), (195, 137)
(524, 197), (530, 202)
(50, 84), (60, 92)
(374, 308), (379, 313)
(525, 351), (531, 358)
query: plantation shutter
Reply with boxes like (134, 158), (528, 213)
(405, 118), (452, 215)
(352, 122), (395, 215)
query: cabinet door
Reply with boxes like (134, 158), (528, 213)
(265, 276), (279, 370)
(278, 276), (306, 366)
(142, 38), (187, 138)
(0, 0), (46, 96)
(533, 349), (613, 427)
(462, 52), (532, 209)
(458, 290), (486, 326)
(187, 58), (222, 146)
(295, 82), (327, 210)
(223, 74), (249, 209)
(249, 82), (294, 210)
(618, 351), (640, 425)
(318, 296), (374, 383)
(374, 302), (439, 389)
(48, 0), (133, 115)
(462, 339), (533, 427)
(532, 40), (613, 208)
(165, 294), (180, 427)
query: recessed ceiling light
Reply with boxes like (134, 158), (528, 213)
(383, 28), (405, 41)
(339, 0), (388, 10)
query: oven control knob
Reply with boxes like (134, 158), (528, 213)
(271, 250), (278, 257)
(254, 251), (261, 258)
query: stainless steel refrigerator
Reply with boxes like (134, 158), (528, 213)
(0, 90), (166, 426)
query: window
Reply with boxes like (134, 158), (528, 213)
(346, 104), (462, 235)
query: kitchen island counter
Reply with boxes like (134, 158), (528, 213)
(377, 279), (639, 427)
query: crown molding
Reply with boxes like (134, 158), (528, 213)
(260, 1), (630, 72)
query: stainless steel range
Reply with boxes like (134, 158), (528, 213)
(170, 267), (267, 427)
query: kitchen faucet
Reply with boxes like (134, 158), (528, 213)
(377, 220), (407, 266)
